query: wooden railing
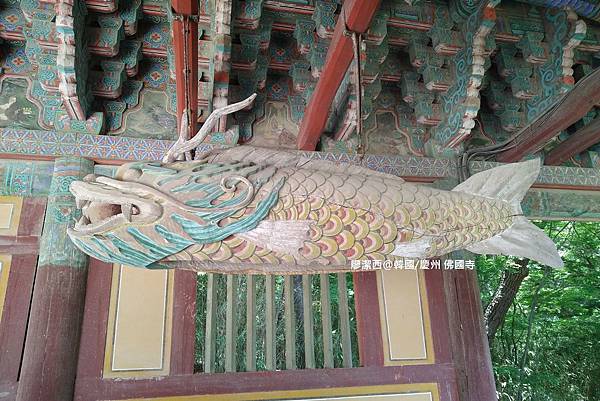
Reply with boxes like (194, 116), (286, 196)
(194, 273), (359, 373)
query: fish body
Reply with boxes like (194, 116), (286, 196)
(67, 146), (562, 273)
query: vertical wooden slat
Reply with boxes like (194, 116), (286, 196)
(203, 273), (217, 373)
(245, 274), (256, 372)
(320, 273), (334, 368)
(337, 273), (353, 368)
(284, 275), (297, 369)
(265, 275), (276, 370)
(302, 275), (316, 369)
(225, 275), (238, 372)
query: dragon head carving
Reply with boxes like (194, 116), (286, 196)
(67, 159), (281, 268)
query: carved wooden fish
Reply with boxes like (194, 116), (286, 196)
(67, 146), (562, 273)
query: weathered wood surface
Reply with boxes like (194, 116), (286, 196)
(296, 0), (382, 150)
(203, 273), (217, 373)
(444, 261), (497, 401)
(245, 274), (257, 371)
(496, 68), (600, 162)
(337, 273), (353, 368)
(171, 0), (199, 138)
(320, 274), (334, 369)
(302, 275), (316, 369)
(16, 158), (92, 401)
(0, 255), (37, 387)
(545, 116), (600, 166)
(284, 275), (297, 370)
(264, 275), (276, 371)
(353, 272), (384, 367)
(224, 275), (238, 372)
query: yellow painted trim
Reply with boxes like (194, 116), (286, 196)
(377, 269), (435, 366)
(0, 254), (12, 325)
(116, 383), (440, 401)
(103, 265), (174, 378)
(0, 196), (23, 236)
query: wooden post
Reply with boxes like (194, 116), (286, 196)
(172, 0), (199, 137)
(16, 157), (93, 401)
(444, 263), (497, 401)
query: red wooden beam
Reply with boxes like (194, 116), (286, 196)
(296, 0), (381, 151)
(172, 0), (199, 138)
(544, 116), (600, 165)
(496, 69), (600, 162)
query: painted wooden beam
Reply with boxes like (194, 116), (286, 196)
(296, 0), (382, 151)
(172, 0), (199, 137)
(545, 116), (600, 166)
(496, 68), (600, 162)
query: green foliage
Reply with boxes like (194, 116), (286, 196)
(477, 222), (600, 401)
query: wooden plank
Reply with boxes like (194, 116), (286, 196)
(296, 0), (382, 150)
(245, 274), (256, 372)
(264, 275), (276, 371)
(302, 275), (315, 369)
(545, 116), (600, 165)
(444, 267), (497, 401)
(0, 255), (37, 383)
(17, 265), (88, 401)
(225, 275), (238, 372)
(353, 272), (384, 367)
(424, 269), (453, 364)
(74, 364), (459, 401)
(284, 275), (297, 370)
(170, 270), (197, 375)
(320, 274), (334, 368)
(75, 259), (113, 381)
(337, 273), (353, 368)
(203, 274), (217, 373)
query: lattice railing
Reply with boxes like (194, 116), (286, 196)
(194, 273), (359, 373)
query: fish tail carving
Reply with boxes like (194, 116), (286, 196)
(453, 159), (563, 268)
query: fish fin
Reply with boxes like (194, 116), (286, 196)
(237, 220), (313, 255)
(452, 158), (540, 213)
(467, 216), (563, 268)
(391, 238), (433, 258)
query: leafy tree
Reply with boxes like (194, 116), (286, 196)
(477, 222), (600, 401)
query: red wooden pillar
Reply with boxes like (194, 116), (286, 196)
(353, 272), (384, 367)
(296, 0), (381, 151)
(444, 268), (497, 401)
(16, 158), (94, 401)
(172, 0), (199, 137)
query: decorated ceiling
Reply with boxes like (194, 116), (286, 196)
(1, 0), (599, 167)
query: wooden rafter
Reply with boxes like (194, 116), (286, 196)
(172, 0), (199, 138)
(296, 0), (382, 151)
(545, 116), (600, 165)
(496, 68), (600, 162)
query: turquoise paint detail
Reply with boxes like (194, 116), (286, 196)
(68, 160), (284, 268)
(170, 178), (283, 245)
